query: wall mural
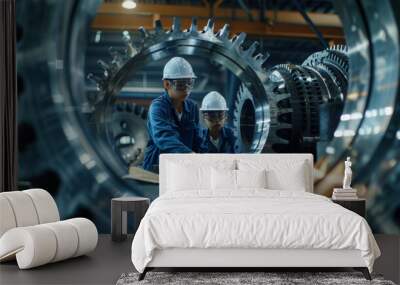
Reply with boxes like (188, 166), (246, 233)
(17, 0), (400, 234)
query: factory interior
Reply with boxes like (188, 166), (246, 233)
(1, 0), (400, 284)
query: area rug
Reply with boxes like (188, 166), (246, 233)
(116, 271), (396, 285)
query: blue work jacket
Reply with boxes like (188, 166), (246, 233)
(201, 127), (237, 153)
(142, 92), (207, 172)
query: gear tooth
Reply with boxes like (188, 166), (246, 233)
(172, 17), (181, 32)
(87, 73), (97, 83)
(204, 18), (215, 33)
(97, 59), (109, 70)
(108, 46), (115, 57)
(87, 73), (104, 90)
(254, 53), (263, 60)
(109, 47), (122, 58)
(121, 31), (137, 57)
(126, 44), (137, 58)
(239, 84), (244, 93)
(108, 47), (125, 68)
(329, 44), (348, 55)
(189, 17), (198, 32)
(254, 53), (269, 66)
(232, 32), (246, 47)
(154, 19), (164, 33)
(138, 26), (149, 38)
(122, 31), (131, 43)
(243, 41), (259, 57)
(217, 24), (230, 39)
(97, 60), (110, 77)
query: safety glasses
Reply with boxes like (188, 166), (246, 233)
(169, 78), (195, 91)
(203, 111), (227, 122)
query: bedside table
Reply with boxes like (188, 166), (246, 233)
(332, 198), (366, 217)
(111, 197), (150, 242)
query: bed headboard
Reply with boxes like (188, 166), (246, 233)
(159, 153), (314, 196)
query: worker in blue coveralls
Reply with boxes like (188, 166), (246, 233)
(200, 91), (237, 153)
(142, 57), (207, 173)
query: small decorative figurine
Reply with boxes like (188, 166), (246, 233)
(343, 157), (352, 189)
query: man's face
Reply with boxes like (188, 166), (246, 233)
(164, 78), (195, 100)
(203, 111), (227, 131)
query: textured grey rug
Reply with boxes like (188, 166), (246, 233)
(116, 271), (396, 285)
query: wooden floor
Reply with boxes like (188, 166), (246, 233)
(0, 234), (399, 285)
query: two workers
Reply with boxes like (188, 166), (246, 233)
(142, 57), (237, 173)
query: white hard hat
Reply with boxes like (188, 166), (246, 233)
(162, 57), (197, 80)
(200, 91), (229, 111)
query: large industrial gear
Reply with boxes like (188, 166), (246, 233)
(234, 68), (294, 153)
(88, 17), (272, 153)
(266, 64), (324, 153)
(301, 45), (349, 144)
(303, 45), (349, 102)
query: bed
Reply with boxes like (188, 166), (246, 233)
(131, 153), (380, 280)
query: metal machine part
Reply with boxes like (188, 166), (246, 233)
(313, 0), (400, 233)
(94, 100), (149, 167)
(335, 0), (400, 233)
(234, 45), (349, 154)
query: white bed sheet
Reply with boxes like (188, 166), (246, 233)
(131, 190), (380, 273)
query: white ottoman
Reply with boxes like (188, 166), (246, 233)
(0, 189), (98, 269)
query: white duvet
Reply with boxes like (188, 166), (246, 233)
(131, 190), (380, 273)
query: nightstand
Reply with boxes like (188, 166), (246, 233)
(332, 198), (366, 218)
(111, 197), (150, 242)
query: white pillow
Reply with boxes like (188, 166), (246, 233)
(266, 167), (307, 191)
(167, 160), (235, 192)
(238, 159), (308, 191)
(167, 162), (209, 191)
(236, 169), (267, 189)
(211, 168), (236, 190)
(211, 168), (268, 191)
